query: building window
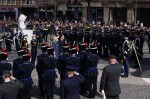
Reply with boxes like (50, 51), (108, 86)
(8, 0), (11, 4)
(23, 0), (26, 5)
(3, 0), (7, 5)
(27, 0), (29, 4)
(20, 0), (22, 5)
(12, 0), (16, 5)
(48, 0), (55, 3)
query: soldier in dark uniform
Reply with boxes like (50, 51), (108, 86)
(14, 29), (19, 51)
(13, 48), (24, 77)
(67, 30), (73, 46)
(109, 30), (116, 55)
(58, 34), (65, 55)
(99, 55), (123, 99)
(72, 28), (78, 46)
(43, 47), (58, 99)
(36, 28), (42, 46)
(0, 51), (11, 84)
(0, 70), (23, 99)
(31, 35), (37, 65)
(102, 31), (109, 58)
(84, 30), (91, 47)
(122, 32), (130, 77)
(77, 28), (84, 45)
(16, 53), (34, 99)
(77, 43), (89, 95)
(5, 31), (13, 52)
(66, 46), (80, 72)
(36, 43), (49, 96)
(60, 65), (85, 99)
(91, 28), (97, 45)
(96, 30), (103, 57)
(85, 46), (99, 98)
(57, 44), (70, 80)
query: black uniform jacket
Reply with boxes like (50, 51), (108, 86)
(60, 74), (85, 99)
(0, 79), (23, 99)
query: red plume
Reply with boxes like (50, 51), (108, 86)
(85, 42), (88, 47)
(1, 49), (5, 52)
(67, 44), (71, 48)
(52, 46), (55, 51)
(44, 43), (49, 47)
(21, 48), (26, 52)
(28, 52), (32, 58)
(92, 45), (97, 47)
(5, 51), (8, 57)
(75, 46), (78, 51)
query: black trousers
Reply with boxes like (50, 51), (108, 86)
(97, 44), (102, 57)
(86, 76), (97, 97)
(38, 73), (45, 95)
(21, 86), (32, 99)
(106, 95), (119, 99)
(45, 79), (55, 99)
(31, 53), (37, 65)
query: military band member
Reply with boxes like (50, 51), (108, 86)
(0, 51), (11, 84)
(36, 43), (49, 96)
(16, 53), (34, 99)
(85, 46), (99, 98)
(43, 46), (58, 99)
(21, 35), (28, 51)
(31, 35), (37, 65)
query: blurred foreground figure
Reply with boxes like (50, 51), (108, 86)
(0, 70), (23, 99)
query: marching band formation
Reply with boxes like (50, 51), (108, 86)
(0, 20), (149, 99)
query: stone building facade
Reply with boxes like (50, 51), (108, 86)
(82, 0), (150, 26)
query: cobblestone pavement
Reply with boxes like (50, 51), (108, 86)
(7, 42), (150, 99)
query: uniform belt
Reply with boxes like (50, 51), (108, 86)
(89, 67), (97, 69)
(46, 70), (55, 72)
(21, 77), (31, 80)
